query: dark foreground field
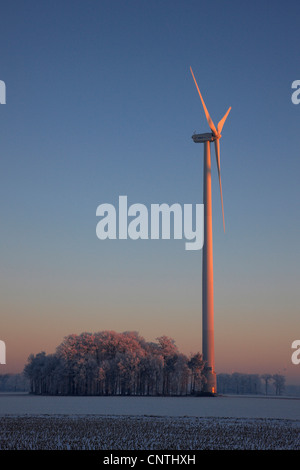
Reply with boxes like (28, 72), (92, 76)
(0, 415), (299, 450)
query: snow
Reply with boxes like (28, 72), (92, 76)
(0, 393), (299, 419)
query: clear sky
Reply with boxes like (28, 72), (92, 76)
(0, 0), (299, 385)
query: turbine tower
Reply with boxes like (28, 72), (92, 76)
(190, 67), (231, 395)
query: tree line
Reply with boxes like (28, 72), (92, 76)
(24, 331), (206, 396)
(0, 373), (29, 392)
(217, 372), (286, 396)
(23, 330), (286, 396)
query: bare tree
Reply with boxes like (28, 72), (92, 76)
(261, 373), (273, 395)
(272, 374), (286, 396)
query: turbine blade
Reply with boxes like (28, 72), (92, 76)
(217, 106), (231, 134)
(214, 139), (225, 232)
(190, 66), (218, 136)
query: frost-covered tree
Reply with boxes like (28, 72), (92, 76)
(188, 353), (205, 394)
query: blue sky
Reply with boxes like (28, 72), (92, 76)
(0, 0), (299, 384)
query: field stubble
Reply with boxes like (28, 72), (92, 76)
(0, 414), (299, 450)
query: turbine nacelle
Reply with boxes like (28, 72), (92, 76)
(192, 132), (220, 143)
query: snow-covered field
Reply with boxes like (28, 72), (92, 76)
(0, 394), (299, 450)
(0, 393), (299, 419)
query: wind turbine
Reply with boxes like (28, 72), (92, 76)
(190, 66), (231, 394)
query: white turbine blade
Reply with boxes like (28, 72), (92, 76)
(214, 139), (225, 233)
(217, 106), (231, 135)
(190, 67), (218, 136)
